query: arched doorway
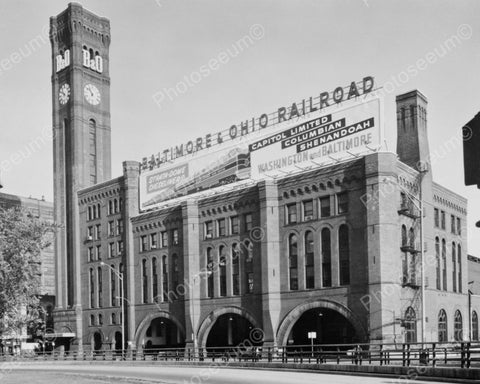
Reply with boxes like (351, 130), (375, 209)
(206, 313), (261, 348)
(93, 332), (102, 351)
(277, 300), (366, 347)
(114, 331), (122, 351)
(143, 318), (184, 350)
(287, 308), (356, 345)
(197, 307), (262, 350)
(135, 312), (185, 352)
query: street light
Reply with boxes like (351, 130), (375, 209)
(100, 262), (124, 355)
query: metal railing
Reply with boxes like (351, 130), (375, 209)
(1, 342), (479, 369)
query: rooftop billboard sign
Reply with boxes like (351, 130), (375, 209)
(139, 81), (382, 211)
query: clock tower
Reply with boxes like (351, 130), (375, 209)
(50, 2), (111, 349)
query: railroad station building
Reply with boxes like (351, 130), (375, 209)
(50, 3), (479, 352)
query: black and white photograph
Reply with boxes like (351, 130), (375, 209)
(0, 0), (479, 382)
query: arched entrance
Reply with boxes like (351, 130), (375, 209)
(93, 332), (102, 351)
(197, 306), (261, 349)
(206, 313), (261, 348)
(277, 300), (366, 347)
(114, 331), (122, 351)
(135, 312), (185, 351)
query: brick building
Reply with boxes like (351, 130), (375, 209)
(0, 192), (55, 349)
(50, 3), (479, 352)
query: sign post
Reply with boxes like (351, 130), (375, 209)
(308, 331), (317, 357)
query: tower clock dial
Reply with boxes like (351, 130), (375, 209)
(59, 83), (70, 105)
(84, 83), (101, 105)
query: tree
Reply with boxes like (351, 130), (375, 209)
(0, 207), (54, 338)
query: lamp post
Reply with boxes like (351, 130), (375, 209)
(100, 262), (124, 355)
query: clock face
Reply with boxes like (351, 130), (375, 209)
(84, 84), (101, 105)
(59, 83), (70, 105)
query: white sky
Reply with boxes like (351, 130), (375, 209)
(0, 0), (479, 253)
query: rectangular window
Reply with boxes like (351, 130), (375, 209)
(108, 221), (115, 237)
(441, 211), (446, 230)
(88, 247), (94, 262)
(205, 221), (213, 239)
(87, 226), (94, 240)
(303, 200), (314, 221)
(172, 229), (179, 245)
(96, 245), (101, 261)
(111, 269), (116, 307)
(218, 219), (226, 237)
(434, 208), (439, 228)
(320, 196), (331, 218)
(457, 218), (461, 235)
(451, 215), (455, 234)
(150, 233), (158, 249)
(286, 203), (297, 224)
(231, 216), (239, 235)
(95, 224), (101, 240)
(117, 240), (124, 255)
(98, 268), (102, 307)
(161, 231), (168, 247)
(245, 213), (253, 232)
(108, 242), (115, 258)
(116, 219), (123, 235)
(337, 192), (349, 214)
(140, 235), (148, 252)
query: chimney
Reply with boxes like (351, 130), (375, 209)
(395, 90), (430, 173)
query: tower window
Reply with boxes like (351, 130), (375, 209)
(89, 119), (97, 184)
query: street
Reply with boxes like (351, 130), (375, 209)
(1, 363), (456, 384)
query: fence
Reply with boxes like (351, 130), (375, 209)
(1, 342), (479, 369)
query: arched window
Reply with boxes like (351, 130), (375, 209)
(88, 206), (92, 221)
(435, 237), (441, 290)
(321, 228), (331, 287)
(97, 203), (101, 218)
(305, 231), (314, 289)
(232, 244), (240, 295)
(111, 313), (116, 325)
(113, 198), (118, 213)
(97, 267), (103, 307)
(404, 307), (417, 343)
(89, 268), (94, 308)
(219, 246), (227, 296)
(98, 314), (103, 325)
(92, 205), (97, 220)
(458, 244), (462, 293)
(90, 314), (95, 326)
(162, 256), (168, 301)
(438, 309), (448, 342)
(108, 200), (113, 215)
(442, 239), (447, 290)
(207, 247), (214, 298)
(89, 119), (97, 184)
(339, 225), (350, 285)
(244, 241), (254, 293)
(288, 234), (298, 290)
(472, 311), (479, 341)
(452, 242), (457, 292)
(401, 225), (407, 247)
(172, 254), (179, 295)
(454, 310), (463, 342)
(152, 258), (158, 303)
(110, 265), (116, 307)
(142, 259), (148, 304)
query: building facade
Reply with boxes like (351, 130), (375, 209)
(50, 4), (479, 352)
(0, 192), (55, 350)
